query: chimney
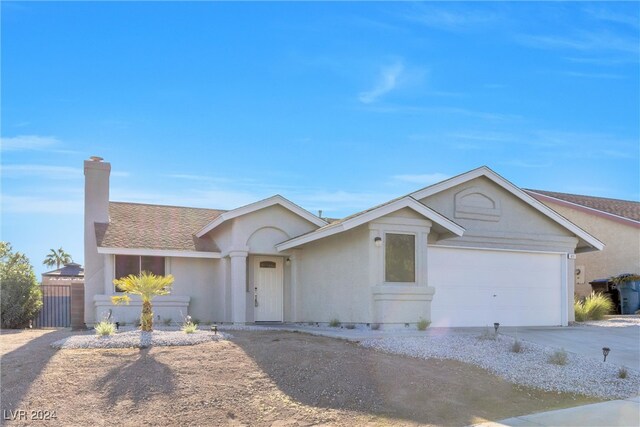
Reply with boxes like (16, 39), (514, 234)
(84, 156), (111, 325)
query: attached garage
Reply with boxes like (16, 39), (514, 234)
(428, 246), (566, 327)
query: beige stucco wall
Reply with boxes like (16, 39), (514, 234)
(168, 257), (222, 322)
(296, 225), (370, 323)
(539, 201), (640, 297)
(421, 177), (577, 252)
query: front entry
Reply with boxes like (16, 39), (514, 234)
(253, 256), (284, 322)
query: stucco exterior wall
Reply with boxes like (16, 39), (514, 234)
(168, 257), (222, 322)
(296, 225), (370, 323)
(421, 177), (577, 252)
(539, 201), (640, 297)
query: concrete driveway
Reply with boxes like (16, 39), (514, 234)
(502, 325), (640, 370)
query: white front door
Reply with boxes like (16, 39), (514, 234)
(253, 256), (284, 322)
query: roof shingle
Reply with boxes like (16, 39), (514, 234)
(96, 202), (225, 252)
(526, 190), (640, 222)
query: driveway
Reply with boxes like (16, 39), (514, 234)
(501, 325), (640, 370)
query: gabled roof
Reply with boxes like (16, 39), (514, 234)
(410, 166), (605, 251)
(96, 202), (225, 253)
(276, 196), (465, 251)
(42, 263), (84, 277)
(525, 189), (640, 226)
(195, 195), (327, 237)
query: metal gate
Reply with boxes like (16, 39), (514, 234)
(34, 285), (71, 327)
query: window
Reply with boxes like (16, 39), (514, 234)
(114, 255), (165, 292)
(259, 261), (276, 268)
(385, 233), (415, 283)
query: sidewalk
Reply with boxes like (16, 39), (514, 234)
(473, 396), (640, 427)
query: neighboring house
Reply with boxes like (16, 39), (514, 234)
(84, 157), (603, 328)
(525, 190), (640, 298)
(41, 262), (84, 286)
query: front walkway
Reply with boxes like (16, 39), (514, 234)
(474, 396), (640, 427)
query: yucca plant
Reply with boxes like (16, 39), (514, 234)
(95, 320), (116, 336)
(111, 272), (174, 332)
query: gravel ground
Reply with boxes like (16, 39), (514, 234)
(360, 333), (640, 399)
(51, 330), (230, 349)
(2, 329), (600, 427)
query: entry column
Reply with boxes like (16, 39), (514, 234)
(229, 251), (248, 324)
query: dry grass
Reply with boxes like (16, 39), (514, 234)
(1, 329), (601, 426)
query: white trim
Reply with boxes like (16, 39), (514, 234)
(98, 247), (221, 259)
(525, 190), (640, 227)
(561, 253), (569, 326)
(196, 195), (326, 237)
(410, 166), (604, 251)
(433, 243), (568, 256)
(277, 197), (464, 251)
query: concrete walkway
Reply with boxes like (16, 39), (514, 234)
(473, 396), (640, 427)
(500, 325), (640, 370)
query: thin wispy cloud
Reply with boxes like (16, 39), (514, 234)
(401, 4), (501, 31)
(2, 195), (83, 214)
(1, 135), (60, 151)
(517, 31), (639, 55)
(363, 104), (519, 121)
(2, 164), (81, 179)
(583, 6), (640, 29)
(358, 62), (404, 104)
(499, 160), (553, 169)
(559, 71), (626, 80)
(392, 173), (450, 186)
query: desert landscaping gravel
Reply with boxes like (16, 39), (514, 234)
(51, 329), (229, 349)
(360, 333), (640, 399)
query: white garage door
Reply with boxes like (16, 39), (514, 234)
(428, 247), (565, 327)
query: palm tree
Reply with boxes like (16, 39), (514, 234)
(43, 248), (73, 269)
(111, 272), (174, 332)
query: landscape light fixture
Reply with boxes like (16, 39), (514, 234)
(115, 322), (120, 330)
(211, 325), (218, 335)
(494, 322), (500, 333)
(374, 237), (382, 247)
(602, 347), (610, 362)
(285, 258), (291, 266)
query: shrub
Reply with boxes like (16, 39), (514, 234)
(163, 318), (172, 326)
(182, 321), (198, 334)
(417, 318), (430, 331)
(0, 242), (43, 328)
(618, 367), (628, 379)
(345, 323), (356, 329)
(548, 349), (568, 365)
(583, 292), (614, 320)
(574, 297), (587, 322)
(328, 318), (340, 327)
(95, 321), (117, 336)
(511, 340), (523, 353)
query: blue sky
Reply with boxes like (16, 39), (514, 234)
(2, 1), (639, 277)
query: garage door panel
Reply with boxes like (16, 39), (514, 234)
(429, 247), (563, 327)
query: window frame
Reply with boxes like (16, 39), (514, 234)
(113, 255), (166, 293)
(383, 232), (417, 284)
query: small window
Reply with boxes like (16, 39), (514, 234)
(259, 261), (276, 268)
(114, 255), (165, 292)
(385, 233), (415, 283)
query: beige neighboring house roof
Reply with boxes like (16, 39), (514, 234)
(96, 202), (226, 253)
(525, 190), (640, 227)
